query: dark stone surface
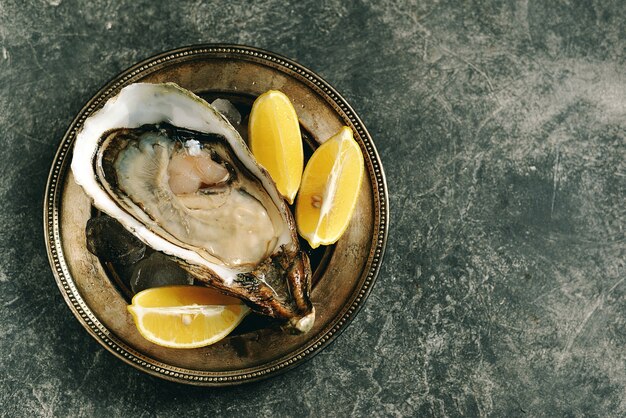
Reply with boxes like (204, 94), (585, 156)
(1, 0), (624, 416)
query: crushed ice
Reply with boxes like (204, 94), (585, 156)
(211, 98), (242, 126)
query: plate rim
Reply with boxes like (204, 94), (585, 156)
(43, 43), (389, 386)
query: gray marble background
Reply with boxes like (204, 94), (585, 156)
(1, 0), (624, 416)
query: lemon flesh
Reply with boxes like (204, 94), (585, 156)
(127, 285), (248, 349)
(295, 127), (365, 248)
(248, 90), (303, 204)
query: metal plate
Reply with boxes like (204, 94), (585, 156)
(43, 44), (388, 386)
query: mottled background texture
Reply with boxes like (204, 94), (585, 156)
(1, 0), (624, 417)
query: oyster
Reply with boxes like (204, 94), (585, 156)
(71, 83), (314, 332)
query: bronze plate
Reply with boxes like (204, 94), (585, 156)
(44, 44), (388, 386)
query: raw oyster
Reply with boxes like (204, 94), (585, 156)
(71, 83), (314, 332)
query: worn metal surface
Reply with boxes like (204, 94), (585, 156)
(44, 45), (388, 385)
(1, 0), (625, 416)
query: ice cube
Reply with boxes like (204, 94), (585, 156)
(130, 252), (193, 293)
(86, 215), (146, 265)
(211, 98), (242, 126)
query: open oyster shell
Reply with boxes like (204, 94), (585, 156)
(71, 83), (314, 333)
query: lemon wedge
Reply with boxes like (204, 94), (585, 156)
(295, 126), (364, 248)
(127, 286), (248, 349)
(248, 90), (303, 204)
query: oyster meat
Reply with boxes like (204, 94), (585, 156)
(71, 83), (314, 332)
